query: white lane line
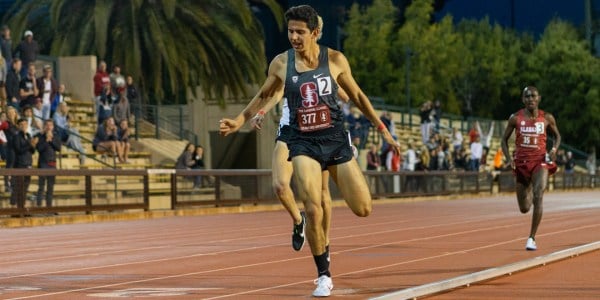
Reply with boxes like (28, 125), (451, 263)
(370, 241), (600, 300)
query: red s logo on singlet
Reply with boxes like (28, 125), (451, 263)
(300, 82), (319, 108)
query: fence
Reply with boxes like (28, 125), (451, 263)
(0, 169), (595, 218)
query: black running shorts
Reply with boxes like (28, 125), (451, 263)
(276, 125), (292, 144)
(287, 129), (354, 170)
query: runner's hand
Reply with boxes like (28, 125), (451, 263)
(381, 130), (401, 154)
(250, 113), (265, 130)
(219, 118), (241, 136)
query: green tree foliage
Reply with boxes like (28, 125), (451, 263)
(525, 20), (600, 149)
(3, 0), (283, 105)
(344, 0), (397, 98)
(453, 18), (521, 118)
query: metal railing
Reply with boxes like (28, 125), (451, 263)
(0, 168), (595, 217)
(132, 104), (198, 144)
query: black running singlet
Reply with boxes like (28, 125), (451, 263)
(284, 45), (344, 136)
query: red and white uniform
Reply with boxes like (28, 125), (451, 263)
(513, 109), (556, 183)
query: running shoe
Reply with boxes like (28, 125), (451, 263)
(313, 275), (333, 297)
(292, 211), (306, 251)
(525, 237), (537, 251)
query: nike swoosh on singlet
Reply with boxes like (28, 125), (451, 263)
(313, 73), (323, 78)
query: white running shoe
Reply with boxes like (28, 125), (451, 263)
(313, 275), (333, 297)
(525, 237), (537, 251)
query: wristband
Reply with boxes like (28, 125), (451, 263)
(377, 123), (386, 132)
(257, 110), (265, 116)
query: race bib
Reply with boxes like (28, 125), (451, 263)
(297, 104), (332, 132)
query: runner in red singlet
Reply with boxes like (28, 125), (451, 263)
(501, 86), (561, 251)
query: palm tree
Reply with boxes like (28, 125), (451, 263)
(3, 0), (283, 105)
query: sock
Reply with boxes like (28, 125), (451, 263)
(313, 249), (331, 278)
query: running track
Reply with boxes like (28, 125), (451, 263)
(0, 191), (598, 299)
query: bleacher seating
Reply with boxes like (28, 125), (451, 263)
(0, 99), (207, 209)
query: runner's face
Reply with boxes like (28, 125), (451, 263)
(288, 20), (315, 51)
(522, 90), (540, 110)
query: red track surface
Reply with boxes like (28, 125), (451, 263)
(0, 191), (598, 299)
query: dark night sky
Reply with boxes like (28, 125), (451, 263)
(434, 0), (588, 36)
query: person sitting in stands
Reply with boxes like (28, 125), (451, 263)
(117, 119), (130, 163)
(53, 102), (85, 165)
(92, 116), (124, 163)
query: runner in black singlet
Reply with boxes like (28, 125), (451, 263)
(220, 5), (400, 297)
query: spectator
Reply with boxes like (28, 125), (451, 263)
(117, 119), (130, 163)
(126, 75), (140, 113)
(477, 121), (495, 155)
(93, 61), (110, 102)
(425, 134), (438, 152)
(109, 65), (126, 95)
(468, 121), (480, 144)
(366, 144), (381, 171)
(21, 105), (41, 137)
(5, 58), (21, 109)
(419, 100), (433, 144)
(113, 90), (130, 126)
(53, 102), (86, 165)
(403, 143), (419, 192)
(0, 25), (13, 66)
(192, 145), (209, 189)
(0, 52), (6, 106)
(451, 127), (463, 154)
(0, 111), (8, 157)
(564, 151), (575, 187)
(92, 116), (124, 163)
(380, 111), (391, 132)
(555, 149), (567, 170)
(175, 142), (195, 170)
(454, 146), (469, 170)
(13, 30), (39, 78)
(97, 83), (114, 125)
(435, 144), (449, 170)
(385, 142), (401, 172)
(35, 119), (61, 208)
(36, 65), (58, 120)
(3, 106), (18, 192)
(470, 135), (483, 171)
(10, 117), (37, 206)
(493, 148), (505, 171)
(32, 98), (44, 125)
(345, 108), (360, 140)
(357, 113), (371, 149)
(403, 143), (418, 172)
(0, 111), (8, 184)
(432, 100), (442, 133)
(417, 145), (430, 171)
(50, 83), (67, 118)
(586, 151), (596, 188)
(19, 62), (38, 108)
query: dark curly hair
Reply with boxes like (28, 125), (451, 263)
(284, 5), (319, 31)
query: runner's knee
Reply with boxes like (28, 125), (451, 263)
(351, 203), (371, 217)
(272, 180), (290, 197)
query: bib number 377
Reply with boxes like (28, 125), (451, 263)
(297, 104), (332, 132)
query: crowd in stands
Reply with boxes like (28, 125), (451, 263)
(343, 96), (511, 175)
(92, 60), (137, 164)
(0, 26), (139, 208)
